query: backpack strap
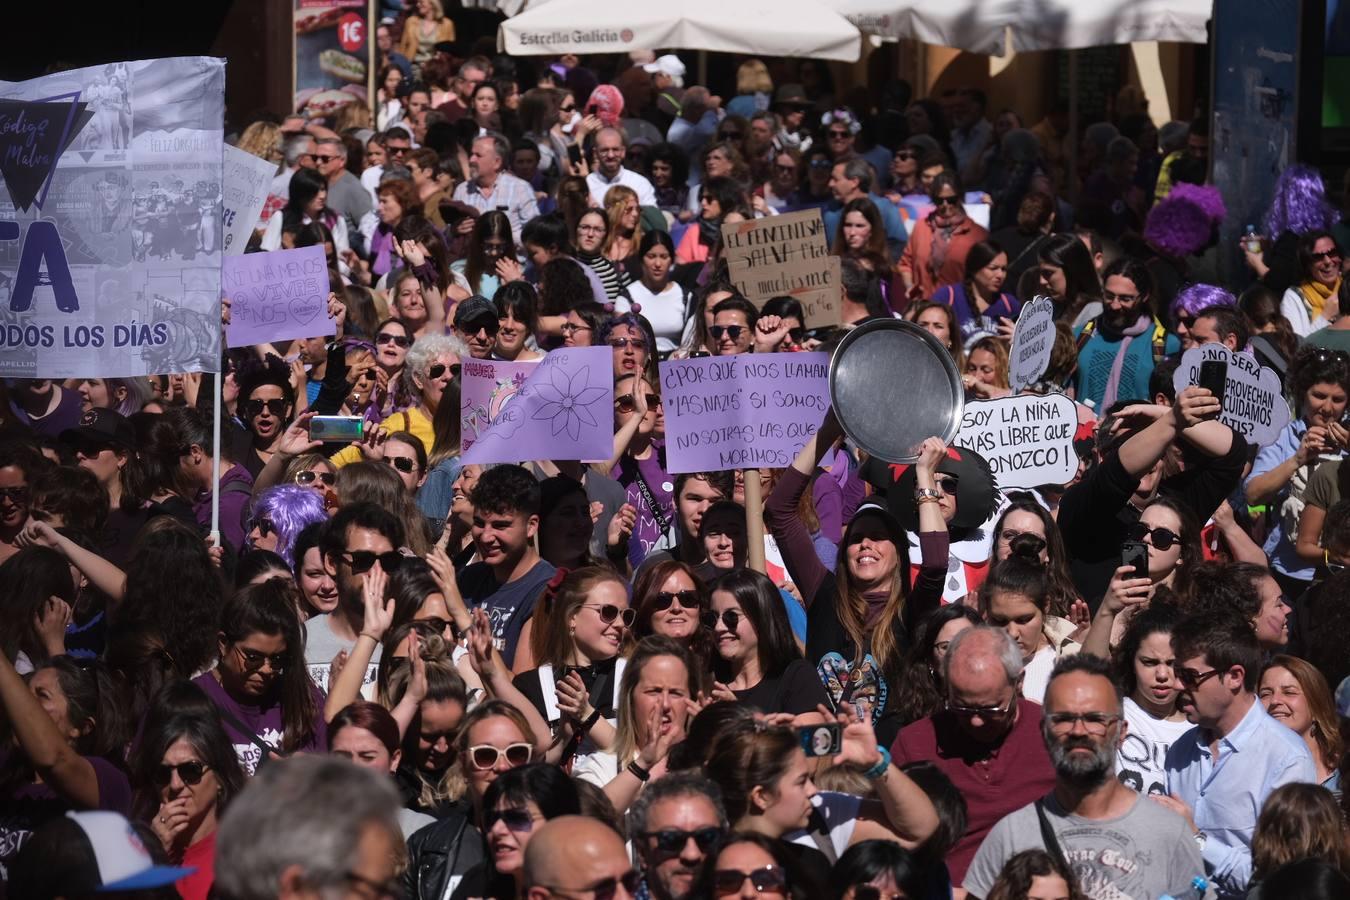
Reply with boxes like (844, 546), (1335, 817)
(1034, 799), (1072, 874)
(1150, 321), (1167, 366)
(1074, 319), (1096, 353)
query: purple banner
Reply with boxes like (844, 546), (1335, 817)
(459, 357), (537, 455)
(460, 346), (613, 464)
(223, 245), (332, 348)
(659, 352), (831, 473)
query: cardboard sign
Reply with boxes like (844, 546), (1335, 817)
(0, 57), (226, 378)
(1171, 342), (1291, 448)
(721, 210), (839, 329)
(1009, 296), (1056, 391)
(221, 145), (277, 256)
(459, 357), (537, 455)
(952, 394), (1079, 489)
(460, 347), (613, 464)
(223, 245), (332, 347)
(659, 352), (831, 473)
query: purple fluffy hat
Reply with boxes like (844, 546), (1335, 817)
(1144, 183), (1227, 258)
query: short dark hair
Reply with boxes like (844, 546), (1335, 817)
(674, 471), (734, 499)
(521, 212), (572, 254)
(471, 463), (541, 518)
(1196, 304), (1251, 349)
(323, 501), (407, 561)
(481, 763), (581, 821)
(710, 296), (759, 329)
(1172, 609), (1263, 692)
(1148, 357), (1180, 403)
(1113, 601), (1182, 697)
(1046, 653), (1121, 705)
(30, 465), (108, 532)
(1187, 561), (1269, 623)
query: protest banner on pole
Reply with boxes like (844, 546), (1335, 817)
(951, 394), (1078, 489)
(659, 352), (831, 473)
(293, 0), (375, 119)
(460, 347), (613, 464)
(223, 246), (333, 347)
(1008, 296), (1056, 391)
(460, 356), (538, 455)
(1171, 342), (1291, 448)
(721, 210), (839, 329)
(221, 145), (276, 256)
(0, 57), (225, 378)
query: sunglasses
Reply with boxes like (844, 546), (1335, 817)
(787, 327), (806, 343)
(710, 325), (745, 341)
(427, 363), (461, 380)
(386, 145), (410, 157)
(560, 322), (592, 335)
(653, 590), (700, 612)
(295, 470), (336, 488)
(541, 870), (640, 900)
(894, 150), (917, 161)
(255, 518), (277, 539)
(234, 645), (288, 673)
(311, 154), (341, 164)
(376, 332), (411, 348)
(1177, 667), (1224, 689)
(933, 196), (960, 208)
(244, 398), (289, 418)
(152, 760), (211, 787)
(584, 604), (637, 627)
(828, 129), (851, 139)
(1311, 249), (1343, 262)
(468, 741), (532, 770)
(1125, 522), (1180, 551)
(484, 806), (537, 833)
(936, 476), (959, 494)
(809, 159), (832, 169)
(701, 609), (741, 632)
(386, 456), (416, 474)
(715, 866), (788, 896)
(0, 486), (29, 504)
(609, 337), (648, 351)
(853, 887), (905, 900)
(340, 550), (406, 574)
(644, 827), (723, 855)
(560, 103), (576, 112)
(462, 318), (500, 337)
(616, 392), (659, 413)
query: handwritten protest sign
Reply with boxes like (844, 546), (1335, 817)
(659, 352), (831, 473)
(721, 210), (838, 329)
(223, 245), (332, 347)
(222, 145), (276, 256)
(952, 394), (1078, 489)
(1171, 342), (1291, 448)
(1008, 296), (1056, 391)
(460, 357), (537, 455)
(460, 347), (613, 464)
(0, 57), (226, 378)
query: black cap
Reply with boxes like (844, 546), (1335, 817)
(60, 408), (136, 451)
(453, 295), (497, 330)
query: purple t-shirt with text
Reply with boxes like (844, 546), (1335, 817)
(193, 673), (326, 775)
(617, 446), (676, 568)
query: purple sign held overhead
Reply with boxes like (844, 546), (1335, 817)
(223, 245), (332, 348)
(460, 346), (613, 465)
(659, 352), (831, 473)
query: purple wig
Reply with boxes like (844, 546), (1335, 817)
(1169, 183), (1226, 224)
(1144, 194), (1216, 259)
(246, 484), (327, 567)
(1264, 164), (1337, 238)
(1171, 283), (1237, 318)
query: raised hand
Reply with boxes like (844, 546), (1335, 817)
(277, 410), (323, 458)
(35, 596), (71, 656)
(152, 796), (192, 852)
(607, 503), (637, 549)
(1101, 565), (1154, 616)
(555, 671), (592, 722)
(360, 562), (394, 641)
(405, 631), (428, 704)
(467, 608), (496, 679)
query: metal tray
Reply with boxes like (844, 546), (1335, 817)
(829, 318), (965, 463)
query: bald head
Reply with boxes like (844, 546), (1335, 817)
(943, 626), (1022, 744)
(525, 816), (633, 899)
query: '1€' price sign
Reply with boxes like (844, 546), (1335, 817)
(951, 393), (1079, 489)
(659, 352), (831, 473)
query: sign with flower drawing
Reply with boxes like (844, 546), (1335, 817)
(460, 346), (613, 464)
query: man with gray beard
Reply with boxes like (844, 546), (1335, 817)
(963, 655), (1214, 900)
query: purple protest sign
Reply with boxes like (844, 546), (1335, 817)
(223, 245), (333, 348)
(460, 346), (613, 464)
(659, 352), (831, 473)
(459, 356), (538, 455)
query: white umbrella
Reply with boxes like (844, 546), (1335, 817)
(827, 0), (1018, 55)
(498, 0), (864, 62)
(1007, 0), (1211, 51)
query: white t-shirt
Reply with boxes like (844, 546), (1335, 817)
(616, 281), (687, 352)
(1117, 696), (1194, 796)
(1021, 644), (1057, 705)
(304, 613), (379, 700)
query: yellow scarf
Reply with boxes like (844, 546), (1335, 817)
(1298, 277), (1339, 321)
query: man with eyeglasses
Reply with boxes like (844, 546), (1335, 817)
(823, 158), (905, 260)
(262, 133), (318, 226)
(1160, 612), (1314, 899)
(964, 655), (1209, 900)
(628, 773), (727, 900)
(890, 626), (1055, 886)
(310, 503), (407, 693)
(524, 815), (637, 900)
(454, 295), (500, 359)
(587, 126), (657, 208)
(360, 126), (413, 206)
(314, 136), (372, 234)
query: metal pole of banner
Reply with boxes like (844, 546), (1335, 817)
(210, 372), (222, 548)
(743, 468), (766, 574)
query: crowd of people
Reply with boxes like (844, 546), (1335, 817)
(7, 5), (1350, 899)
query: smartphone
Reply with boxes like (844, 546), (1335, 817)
(1121, 541), (1150, 580)
(799, 723), (842, 758)
(1198, 359), (1227, 410)
(309, 415), (365, 443)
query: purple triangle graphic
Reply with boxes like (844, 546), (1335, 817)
(77, 151), (94, 162)
(0, 91), (88, 212)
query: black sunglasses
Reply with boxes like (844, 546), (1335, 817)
(933, 196), (960, 208)
(584, 604), (637, 627)
(462, 318), (500, 337)
(484, 806), (537, 833)
(256, 518), (277, 538)
(1311, 249), (1343, 262)
(153, 760), (211, 787)
(853, 886), (905, 900)
(710, 325), (744, 341)
(376, 332), (411, 348)
(386, 456), (416, 474)
(295, 470), (336, 487)
(541, 870), (640, 900)
(244, 398), (289, 418)
(701, 608), (741, 632)
(427, 363), (461, 380)
(0, 486), (29, 504)
(340, 549), (405, 574)
(653, 590), (700, 612)
(715, 866), (787, 896)
(1125, 522), (1180, 551)
(787, 327), (806, 343)
(234, 645), (288, 673)
(643, 827), (723, 855)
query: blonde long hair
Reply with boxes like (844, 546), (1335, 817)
(602, 185), (644, 256)
(613, 637), (699, 767)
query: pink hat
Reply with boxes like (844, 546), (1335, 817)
(585, 85), (625, 128)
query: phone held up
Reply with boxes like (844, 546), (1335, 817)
(309, 415), (365, 443)
(1198, 359), (1227, 413)
(799, 723), (842, 758)
(1121, 541), (1149, 580)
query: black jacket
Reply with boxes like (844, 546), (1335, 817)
(403, 806), (486, 900)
